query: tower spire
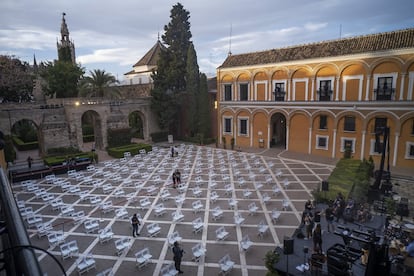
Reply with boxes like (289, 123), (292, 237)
(57, 12), (76, 64)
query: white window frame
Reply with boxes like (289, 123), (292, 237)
(340, 137), (356, 153)
(238, 117), (249, 136)
(369, 139), (383, 156)
(238, 82), (249, 101)
(373, 72), (398, 100)
(223, 83), (233, 101)
(316, 76), (335, 101)
(272, 80), (287, 100)
(315, 135), (329, 150)
(223, 116), (233, 135)
(405, 141), (414, 159)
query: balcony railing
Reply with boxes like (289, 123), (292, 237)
(273, 90), (286, 101)
(317, 88), (333, 101)
(374, 88), (395, 100)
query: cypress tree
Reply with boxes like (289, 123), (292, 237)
(185, 42), (199, 136)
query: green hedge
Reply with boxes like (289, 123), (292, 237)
(47, 147), (81, 156)
(107, 143), (152, 158)
(83, 134), (95, 143)
(12, 136), (38, 151)
(44, 153), (93, 167)
(107, 128), (132, 147)
(150, 131), (169, 143)
(4, 135), (16, 163)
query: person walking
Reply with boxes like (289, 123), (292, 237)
(131, 214), (140, 237)
(172, 241), (184, 274)
(324, 204), (335, 233)
(27, 156), (33, 169)
(312, 224), (323, 252)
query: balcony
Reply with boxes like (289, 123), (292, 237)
(374, 87), (395, 101)
(317, 88), (333, 101)
(273, 90), (286, 102)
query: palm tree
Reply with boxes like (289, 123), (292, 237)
(79, 69), (121, 98)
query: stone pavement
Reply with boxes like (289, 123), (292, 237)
(13, 144), (335, 275)
(10, 143), (414, 275)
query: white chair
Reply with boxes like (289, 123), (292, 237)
(100, 201), (114, 214)
(272, 185), (281, 196)
(228, 198), (238, 209)
(275, 169), (283, 178)
(192, 217), (203, 234)
(160, 263), (179, 276)
(172, 210), (184, 222)
(254, 182), (263, 190)
(177, 183), (187, 194)
(238, 177), (246, 188)
(212, 206), (224, 221)
(84, 219), (99, 233)
(248, 202), (259, 215)
(265, 175), (273, 185)
(154, 203), (166, 217)
(210, 191), (219, 203)
(175, 195), (185, 207)
(218, 254), (235, 275)
(192, 242), (207, 262)
(115, 237), (131, 256)
(140, 197), (151, 209)
(89, 196), (102, 205)
(243, 189), (252, 198)
(51, 198), (64, 211)
(60, 240), (79, 259)
(282, 199), (290, 211)
(192, 187), (202, 197)
(135, 247), (152, 269)
(234, 212), (245, 227)
(115, 207), (129, 219)
(146, 185), (157, 196)
(262, 193), (271, 205)
(224, 184), (233, 196)
(102, 184), (113, 194)
(215, 226), (229, 241)
(192, 200), (203, 213)
(240, 235), (253, 251)
(258, 220), (269, 238)
(76, 254), (96, 275)
(20, 206), (34, 218)
(96, 268), (114, 276)
(282, 178), (290, 189)
(36, 222), (53, 238)
(146, 223), (161, 237)
(99, 227), (114, 244)
(209, 180), (217, 190)
(72, 210), (85, 225)
(271, 209), (281, 223)
(114, 188), (125, 198)
(60, 205), (75, 217)
(160, 189), (171, 201)
(168, 231), (182, 247)
(47, 231), (65, 248)
(26, 214), (42, 228)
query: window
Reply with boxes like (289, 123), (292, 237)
(375, 77), (394, 100)
(318, 80), (332, 101)
(370, 139), (383, 155)
(224, 84), (232, 101)
(319, 115), (327, 130)
(238, 118), (248, 136)
(406, 142), (414, 159)
(224, 117), (232, 134)
(344, 116), (355, 131)
(239, 83), (248, 101)
(340, 138), (355, 153)
(374, 117), (387, 133)
(274, 83), (286, 101)
(316, 135), (328, 150)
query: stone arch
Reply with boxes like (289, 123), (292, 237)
(81, 110), (103, 149)
(128, 110), (145, 139)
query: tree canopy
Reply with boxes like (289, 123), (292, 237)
(78, 69), (120, 98)
(0, 55), (34, 103)
(40, 60), (84, 98)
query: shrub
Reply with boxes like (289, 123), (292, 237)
(12, 136), (38, 151)
(264, 250), (280, 276)
(107, 128), (132, 147)
(4, 135), (16, 163)
(47, 147), (81, 156)
(107, 143), (152, 158)
(150, 131), (169, 143)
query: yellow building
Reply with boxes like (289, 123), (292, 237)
(217, 28), (414, 170)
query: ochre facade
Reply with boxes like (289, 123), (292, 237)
(217, 29), (414, 171)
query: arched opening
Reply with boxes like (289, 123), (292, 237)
(129, 111), (144, 139)
(81, 110), (103, 149)
(270, 113), (286, 148)
(11, 119), (39, 149)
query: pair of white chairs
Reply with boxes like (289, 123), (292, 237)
(60, 240), (79, 259)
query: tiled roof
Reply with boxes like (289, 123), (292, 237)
(219, 28), (414, 68)
(133, 40), (167, 67)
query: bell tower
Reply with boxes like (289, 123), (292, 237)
(57, 12), (76, 63)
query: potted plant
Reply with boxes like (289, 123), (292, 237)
(231, 137), (235, 150)
(222, 137), (226, 149)
(264, 250), (280, 276)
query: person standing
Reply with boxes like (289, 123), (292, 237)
(27, 156), (33, 169)
(131, 214), (140, 237)
(312, 224), (323, 252)
(325, 205), (335, 233)
(172, 241), (184, 274)
(172, 171), (177, 188)
(175, 169), (181, 185)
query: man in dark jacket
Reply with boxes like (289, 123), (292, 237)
(172, 241), (184, 273)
